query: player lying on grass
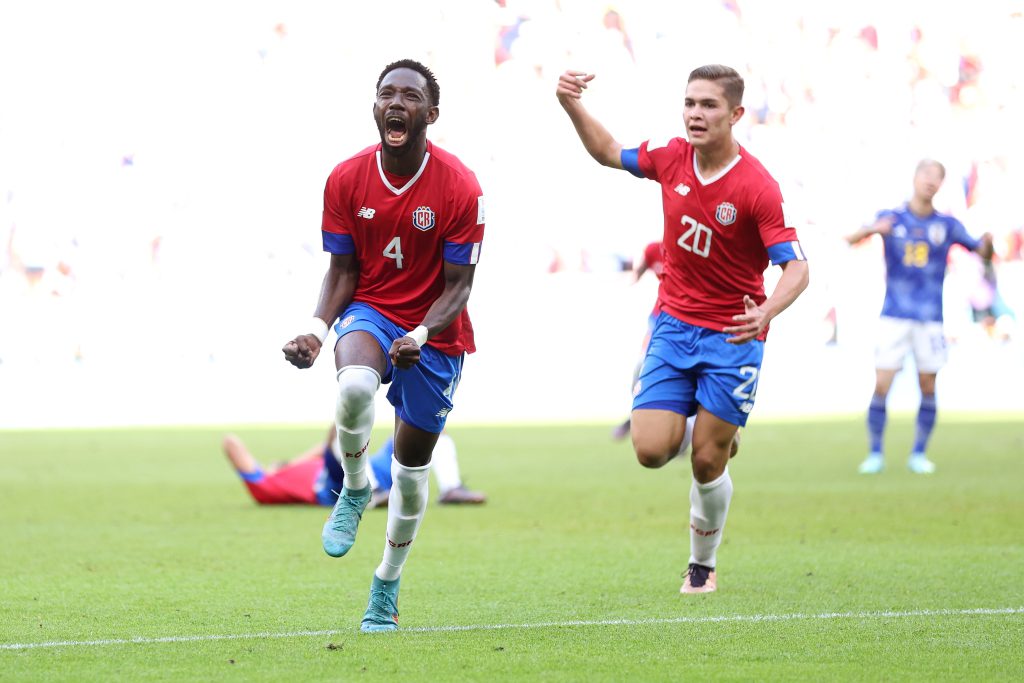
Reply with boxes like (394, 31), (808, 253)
(222, 424), (486, 507)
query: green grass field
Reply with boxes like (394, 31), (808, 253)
(2, 416), (1023, 681)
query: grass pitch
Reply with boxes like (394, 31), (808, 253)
(2, 417), (1023, 681)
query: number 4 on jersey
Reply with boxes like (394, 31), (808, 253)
(384, 236), (404, 269)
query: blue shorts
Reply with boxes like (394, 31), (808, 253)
(632, 313), (764, 427)
(334, 302), (464, 434)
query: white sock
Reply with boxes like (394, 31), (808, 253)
(430, 434), (462, 495)
(334, 365), (380, 492)
(376, 460), (430, 581)
(688, 467), (733, 568)
(677, 414), (696, 458)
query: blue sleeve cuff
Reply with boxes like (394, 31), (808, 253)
(621, 148), (644, 178)
(322, 231), (355, 254)
(767, 240), (807, 265)
(444, 241), (482, 265)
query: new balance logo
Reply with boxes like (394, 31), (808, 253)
(357, 207), (376, 219)
(675, 183), (691, 196)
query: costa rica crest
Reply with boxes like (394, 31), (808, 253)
(412, 206), (436, 231)
(715, 202), (737, 226)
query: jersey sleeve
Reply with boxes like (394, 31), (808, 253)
(754, 185), (806, 265)
(623, 137), (676, 181)
(321, 166), (355, 255)
(949, 217), (981, 251)
(442, 172), (485, 266)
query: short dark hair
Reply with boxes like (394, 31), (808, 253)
(377, 59), (440, 106)
(688, 64), (744, 108)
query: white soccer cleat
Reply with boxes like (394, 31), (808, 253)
(907, 453), (936, 474)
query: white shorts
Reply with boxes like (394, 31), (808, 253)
(874, 316), (947, 373)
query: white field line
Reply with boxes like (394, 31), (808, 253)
(2, 606), (1021, 651)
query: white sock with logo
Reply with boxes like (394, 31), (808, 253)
(430, 433), (462, 495)
(334, 366), (380, 492)
(376, 460), (430, 581)
(688, 467), (733, 568)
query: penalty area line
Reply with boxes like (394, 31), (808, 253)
(2, 606), (1022, 651)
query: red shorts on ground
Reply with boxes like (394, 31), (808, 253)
(243, 458), (321, 505)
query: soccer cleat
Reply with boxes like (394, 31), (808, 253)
(680, 563), (717, 594)
(858, 452), (885, 474)
(611, 419), (631, 441)
(907, 453), (936, 474)
(438, 486), (487, 505)
(360, 575), (400, 633)
(321, 486), (372, 557)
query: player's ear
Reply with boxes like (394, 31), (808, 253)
(427, 106), (439, 125)
(730, 105), (745, 125)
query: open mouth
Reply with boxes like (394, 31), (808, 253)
(385, 115), (408, 146)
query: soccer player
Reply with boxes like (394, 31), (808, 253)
(282, 59), (485, 632)
(556, 65), (808, 594)
(847, 160), (993, 475)
(612, 240), (665, 440)
(221, 426), (486, 507)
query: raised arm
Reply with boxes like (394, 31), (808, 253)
(846, 215), (894, 246)
(282, 252), (359, 369)
(555, 71), (624, 169)
(390, 261), (476, 369)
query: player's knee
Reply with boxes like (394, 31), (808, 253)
(633, 444), (671, 469)
(335, 365), (380, 429)
(690, 449), (726, 483)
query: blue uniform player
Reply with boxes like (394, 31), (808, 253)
(847, 159), (993, 474)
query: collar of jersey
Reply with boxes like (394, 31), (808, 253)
(376, 148), (431, 196)
(693, 151), (742, 186)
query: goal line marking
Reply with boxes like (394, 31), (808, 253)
(3, 606), (1021, 651)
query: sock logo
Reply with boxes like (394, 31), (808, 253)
(386, 535), (413, 548)
(690, 523), (720, 537)
(345, 442), (369, 459)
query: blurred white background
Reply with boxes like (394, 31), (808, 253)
(1, 0), (1022, 428)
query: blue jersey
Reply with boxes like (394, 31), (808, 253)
(878, 205), (980, 322)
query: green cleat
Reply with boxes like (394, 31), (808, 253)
(321, 486), (372, 557)
(360, 575), (400, 633)
(907, 453), (936, 474)
(858, 452), (885, 474)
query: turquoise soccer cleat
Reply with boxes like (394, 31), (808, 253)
(858, 452), (885, 474)
(907, 453), (936, 474)
(360, 575), (400, 633)
(321, 486), (372, 557)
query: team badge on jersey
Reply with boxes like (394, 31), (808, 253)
(927, 222), (947, 246)
(715, 202), (737, 226)
(412, 206), (436, 231)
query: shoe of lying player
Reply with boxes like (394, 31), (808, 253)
(438, 486), (487, 505)
(680, 563), (717, 594)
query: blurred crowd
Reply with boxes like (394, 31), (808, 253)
(1, 0), (1021, 379)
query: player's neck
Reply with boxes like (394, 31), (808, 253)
(380, 138), (429, 176)
(693, 139), (740, 178)
(908, 197), (934, 217)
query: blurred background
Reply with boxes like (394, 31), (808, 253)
(1, 0), (1022, 429)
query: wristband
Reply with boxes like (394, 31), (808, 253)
(407, 325), (429, 347)
(307, 317), (329, 344)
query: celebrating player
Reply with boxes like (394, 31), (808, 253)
(847, 159), (993, 475)
(556, 64), (808, 594)
(282, 59), (485, 632)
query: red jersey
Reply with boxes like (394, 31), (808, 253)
(641, 241), (665, 316)
(629, 137), (803, 339)
(321, 141), (485, 355)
